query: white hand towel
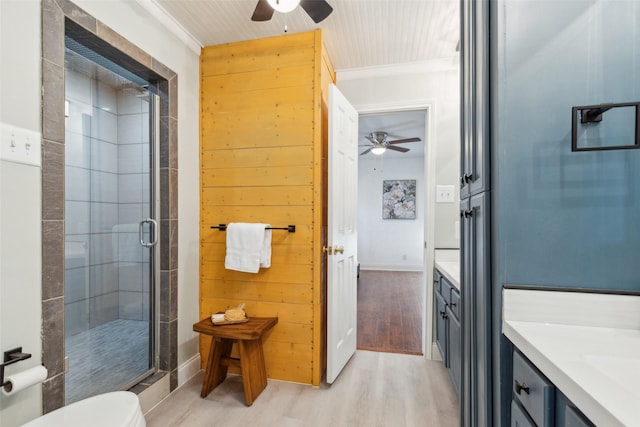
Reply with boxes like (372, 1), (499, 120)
(224, 223), (272, 273)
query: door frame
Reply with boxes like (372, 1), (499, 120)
(352, 100), (436, 359)
(41, 0), (179, 412)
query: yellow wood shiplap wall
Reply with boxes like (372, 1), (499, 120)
(200, 30), (334, 385)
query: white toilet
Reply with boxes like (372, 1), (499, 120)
(22, 391), (145, 427)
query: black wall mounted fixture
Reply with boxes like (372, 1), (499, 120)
(211, 224), (296, 233)
(1, 347), (32, 388)
(571, 102), (640, 152)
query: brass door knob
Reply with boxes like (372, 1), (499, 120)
(323, 246), (334, 255)
(334, 246), (344, 254)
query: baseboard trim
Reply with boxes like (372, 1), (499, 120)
(178, 354), (201, 388)
(360, 266), (424, 272)
(143, 354), (202, 415)
(431, 343), (443, 362)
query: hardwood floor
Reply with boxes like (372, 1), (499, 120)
(146, 350), (459, 427)
(357, 270), (424, 355)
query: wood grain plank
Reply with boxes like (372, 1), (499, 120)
(201, 165), (313, 187)
(201, 146), (314, 169)
(202, 64), (314, 93)
(356, 270), (424, 355)
(201, 32), (315, 76)
(200, 205), (313, 227)
(201, 186), (314, 207)
(201, 242), (313, 265)
(201, 279), (313, 305)
(201, 224), (313, 244)
(201, 299), (314, 325)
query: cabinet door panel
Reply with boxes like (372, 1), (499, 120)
(511, 401), (536, 427)
(460, 0), (490, 198)
(461, 193), (492, 427)
(448, 305), (461, 400)
(513, 350), (555, 427)
(435, 290), (448, 365)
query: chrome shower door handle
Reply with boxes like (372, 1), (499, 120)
(139, 218), (158, 248)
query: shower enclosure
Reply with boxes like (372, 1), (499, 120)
(63, 40), (159, 404)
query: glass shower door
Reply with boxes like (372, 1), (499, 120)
(64, 45), (158, 404)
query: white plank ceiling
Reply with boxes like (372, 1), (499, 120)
(151, 0), (454, 160)
(153, 0), (460, 70)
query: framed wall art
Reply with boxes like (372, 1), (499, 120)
(382, 179), (416, 219)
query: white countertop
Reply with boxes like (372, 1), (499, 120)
(503, 288), (640, 427)
(434, 250), (460, 290)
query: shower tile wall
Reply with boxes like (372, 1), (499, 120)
(64, 69), (149, 338)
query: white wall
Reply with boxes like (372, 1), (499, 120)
(0, 1), (200, 425)
(0, 1), (44, 425)
(358, 157), (424, 270)
(337, 60), (461, 250)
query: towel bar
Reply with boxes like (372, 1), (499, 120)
(211, 224), (295, 233)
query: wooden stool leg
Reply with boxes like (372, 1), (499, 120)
(237, 339), (268, 406)
(201, 338), (233, 398)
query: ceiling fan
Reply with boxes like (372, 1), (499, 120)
(360, 131), (421, 156)
(251, 0), (334, 23)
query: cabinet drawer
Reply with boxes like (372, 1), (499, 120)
(449, 287), (460, 319)
(513, 351), (555, 427)
(511, 400), (536, 427)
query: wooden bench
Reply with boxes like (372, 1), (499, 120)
(193, 316), (278, 406)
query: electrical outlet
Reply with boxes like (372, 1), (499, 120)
(436, 185), (455, 203)
(0, 123), (41, 167)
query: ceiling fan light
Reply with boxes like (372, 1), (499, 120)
(267, 0), (300, 13)
(371, 146), (386, 155)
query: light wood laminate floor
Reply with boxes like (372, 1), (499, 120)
(146, 350), (459, 427)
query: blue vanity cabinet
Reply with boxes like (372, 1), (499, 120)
(460, 192), (492, 427)
(512, 350), (555, 427)
(509, 347), (595, 427)
(435, 286), (448, 363)
(447, 298), (461, 398)
(434, 269), (461, 400)
(460, 0), (490, 200)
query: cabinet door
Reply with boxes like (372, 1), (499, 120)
(511, 401), (536, 427)
(448, 305), (461, 400)
(461, 192), (492, 427)
(460, 0), (490, 199)
(435, 290), (448, 365)
(556, 392), (595, 427)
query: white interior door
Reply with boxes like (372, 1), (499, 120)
(326, 84), (359, 384)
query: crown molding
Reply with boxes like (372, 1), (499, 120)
(336, 57), (459, 81)
(135, 0), (203, 55)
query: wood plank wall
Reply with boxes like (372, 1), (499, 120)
(200, 30), (335, 385)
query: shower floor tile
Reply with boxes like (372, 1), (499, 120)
(65, 319), (150, 404)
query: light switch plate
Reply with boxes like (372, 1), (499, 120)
(436, 185), (455, 203)
(0, 123), (41, 167)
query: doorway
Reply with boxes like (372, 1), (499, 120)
(41, 0), (179, 412)
(356, 109), (428, 355)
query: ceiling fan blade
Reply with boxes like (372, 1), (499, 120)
(300, 0), (334, 23)
(388, 137), (421, 145)
(360, 147), (373, 156)
(251, 0), (275, 21)
(387, 145), (410, 153)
